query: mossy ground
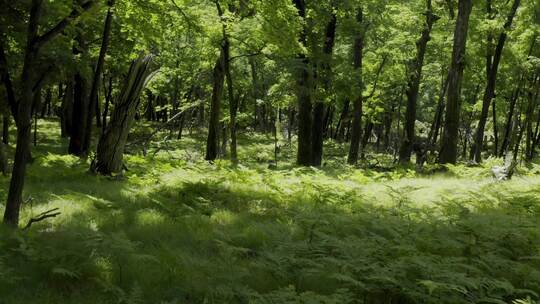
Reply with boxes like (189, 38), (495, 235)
(1, 119), (540, 303)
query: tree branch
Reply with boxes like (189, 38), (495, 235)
(364, 54), (389, 99)
(170, 0), (201, 31)
(32, 64), (54, 92)
(229, 50), (263, 62)
(33, 0), (97, 50)
(24, 208), (61, 230)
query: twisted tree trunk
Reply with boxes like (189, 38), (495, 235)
(92, 54), (155, 175)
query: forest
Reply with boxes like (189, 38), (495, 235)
(0, 0), (540, 303)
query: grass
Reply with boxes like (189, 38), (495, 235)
(0, 119), (540, 303)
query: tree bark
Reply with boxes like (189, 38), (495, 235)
(439, 0), (473, 164)
(93, 54), (154, 175)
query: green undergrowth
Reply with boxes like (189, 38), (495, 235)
(0, 120), (540, 303)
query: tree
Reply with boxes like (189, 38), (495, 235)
(470, 0), (521, 163)
(92, 54), (155, 175)
(311, 9), (337, 167)
(83, 0), (116, 155)
(347, 8), (365, 165)
(398, 0), (439, 164)
(292, 0), (313, 166)
(1, 0), (96, 227)
(439, 0), (473, 164)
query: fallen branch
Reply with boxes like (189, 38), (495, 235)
(24, 208), (61, 230)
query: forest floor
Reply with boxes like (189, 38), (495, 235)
(1, 120), (540, 303)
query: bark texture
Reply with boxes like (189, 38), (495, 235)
(92, 54), (154, 175)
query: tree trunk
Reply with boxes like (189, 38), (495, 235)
(205, 52), (225, 161)
(511, 99), (526, 164)
(83, 0), (115, 154)
(525, 75), (539, 161)
(383, 106), (393, 151)
(2, 113), (9, 145)
(223, 38), (239, 165)
(399, 0), (439, 164)
(3, 0), (97, 227)
(492, 96), (499, 155)
(145, 91), (155, 121)
(500, 87), (520, 156)
(428, 73), (449, 153)
(439, 0), (473, 164)
(323, 105), (334, 139)
(0, 142), (7, 176)
(40, 88), (52, 118)
(470, 0), (520, 162)
(68, 71), (89, 156)
(32, 88), (42, 147)
(334, 100), (349, 141)
(61, 82), (74, 138)
(220, 122), (228, 157)
(347, 8), (365, 165)
(361, 121), (374, 159)
(293, 0), (312, 166)
(102, 76), (113, 134)
(3, 0), (43, 226)
(311, 102), (325, 166)
(249, 57), (261, 132)
(92, 54), (154, 175)
(311, 12), (337, 167)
